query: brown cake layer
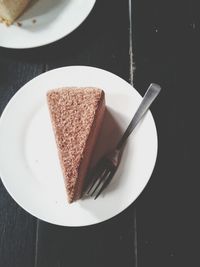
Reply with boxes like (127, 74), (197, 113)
(47, 87), (105, 203)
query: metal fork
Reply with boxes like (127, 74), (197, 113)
(86, 83), (161, 199)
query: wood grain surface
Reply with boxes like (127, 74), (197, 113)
(132, 0), (199, 266)
(0, 61), (44, 267)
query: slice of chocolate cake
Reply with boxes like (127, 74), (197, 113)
(47, 87), (105, 203)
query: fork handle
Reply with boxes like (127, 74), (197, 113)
(117, 83), (161, 150)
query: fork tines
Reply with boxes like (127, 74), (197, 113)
(86, 160), (115, 199)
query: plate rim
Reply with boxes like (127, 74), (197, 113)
(0, 0), (96, 49)
(0, 65), (158, 226)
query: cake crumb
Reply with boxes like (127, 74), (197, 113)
(17, 22), (22, 27)
(0, 17), (10, 26)
(32, 19), (37, 24)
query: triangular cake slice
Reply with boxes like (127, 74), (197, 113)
(0, 0), (31, 25)
(47, 87), (105, 203)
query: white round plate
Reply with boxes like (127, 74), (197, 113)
(0, 66), (158, 226)
(0, 0), (96, 49)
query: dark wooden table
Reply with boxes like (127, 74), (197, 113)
(0, 1), (199, 266)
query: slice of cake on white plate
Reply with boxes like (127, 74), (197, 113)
(47, 87), (105, 203)
(0, 0), (31, 25)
